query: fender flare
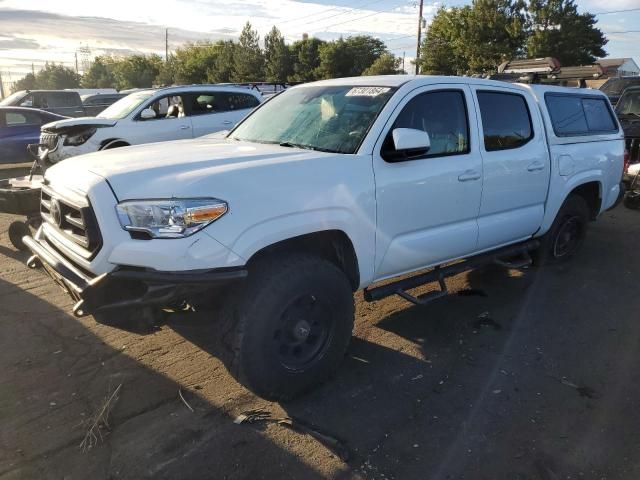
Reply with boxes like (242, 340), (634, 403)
(225, 209), (375, 288)
(539, 171), (603, 235)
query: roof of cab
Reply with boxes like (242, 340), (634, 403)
(300, 74), (533, 91)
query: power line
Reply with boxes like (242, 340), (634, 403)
(593, 7), (640, 15)
(603, 29), (640, 34)
(283, 0), (389, 28)
(317, 2), (414, 31)
(278, 0), (385, 24)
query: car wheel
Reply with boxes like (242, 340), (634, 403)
(534, 195), (590, 265)
(8, 221), (31, 251)
(223, 254), (355, 400)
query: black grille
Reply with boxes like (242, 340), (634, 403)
(626, 137), (640, 164)
(41, 187), (102, 257)
(40, 132), (59, 150)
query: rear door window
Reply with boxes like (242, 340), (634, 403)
(545, 94), (618, 136)
(189, 93), (228, 115)
(46, 92), (80, 108)
(476, 91), (533, 151)
(5, 111), (41, 126)
(226, 93), (260, 110)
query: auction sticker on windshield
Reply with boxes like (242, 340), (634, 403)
(346, 87), (391, 97)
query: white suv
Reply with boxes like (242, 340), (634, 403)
(38, 85), (262, 163)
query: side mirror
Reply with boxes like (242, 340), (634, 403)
(385, 128), (431, 162)
(140, 108), (157, 120)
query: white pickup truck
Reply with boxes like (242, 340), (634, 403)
(24, 76), (624, 400)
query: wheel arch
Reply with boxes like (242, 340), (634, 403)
(100, 138), (130, 150)
(246, 230), (360, 291)
(539, 174), (604, 235)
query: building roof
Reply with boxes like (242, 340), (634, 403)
(597, 58), (630, 68)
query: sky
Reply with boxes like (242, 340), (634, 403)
(0, 0), (639, 87)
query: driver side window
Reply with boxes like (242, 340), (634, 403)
(141, 95), (186, 120)
(382, 90), (470, 161)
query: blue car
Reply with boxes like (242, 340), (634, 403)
(0, 107), (67, 164)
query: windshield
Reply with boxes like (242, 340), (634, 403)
(616, 89), (640, 116)
(229, 85), (396, 154)
(97, 91), (154, 119)
(0, 90), (27, 106)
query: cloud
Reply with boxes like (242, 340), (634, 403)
(0, 36), (41, 50)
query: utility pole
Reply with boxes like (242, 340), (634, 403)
(0, 70), (4, 100)
(165, 28), (169, 62)
(31, 63), (35, 76)
(402, 52), (406, 74)
(415, 0), (424, 75)
(74, 52), (78, 73)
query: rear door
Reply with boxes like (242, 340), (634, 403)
(372, 84), (483, 280)
(44, 92), (85, 117)
(470, 86), (550, 250)
(0, 110), (42, 163)
(187, 91), (260, 137)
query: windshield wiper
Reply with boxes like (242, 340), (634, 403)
(279, 142), (339, 153)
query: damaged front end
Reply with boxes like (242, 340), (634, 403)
(38, 118), (117, 164)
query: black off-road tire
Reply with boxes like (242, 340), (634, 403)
(221, 254), (355, 401)
(533, 195), (590, 265)
(8, 221), (31, 251)
(623, 191), (640, 210)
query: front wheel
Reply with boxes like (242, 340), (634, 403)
(534, 195), (590, 265)
(223, 254), (355, 400)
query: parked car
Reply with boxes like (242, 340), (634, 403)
(24, 76), (623, 400)
(0, 90), (85, 117)
(613, 85), (640, 187)
(81, 93), (127, 117)
(600, 76), (640, 106)
(0, 107), (66, 164)
(37, 85), (262, 163)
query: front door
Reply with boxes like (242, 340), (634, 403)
(128, 94), (193, 145)
(469, 86), (550, 249)
(373, 85), (483, 280)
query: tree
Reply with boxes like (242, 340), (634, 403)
(82, 57), (116, 88)
(111, 54), (162, 89)
(527, 0), (607, 65)
(264, 26), (291, 83)
(289, 37), (324, 82)
(317, 35), (387, 78)
(14, 63), (80, 91)
(362, 53), (401, 75)
(171, 42), (220, 84)
(233, 22), (264, 82)
(210, 41), (236, 83)
(419, 0), (527, 75)
(13, 73), (37, 92)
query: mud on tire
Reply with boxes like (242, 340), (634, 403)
(221, 253), (355, 401)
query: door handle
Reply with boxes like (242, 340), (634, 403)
(527, 161), (545, 172)
(458, 170), (481, 182)
(180, 125), (190, 130)
(222, 120), (233, 125)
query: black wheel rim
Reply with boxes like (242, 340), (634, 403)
(553, 215), (583, 258)
(273, 294), (333, 370)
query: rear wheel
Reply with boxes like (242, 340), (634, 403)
(8, 221), (31, 251)
(222, 254), (355, 400)
(534, 195), (590, 265)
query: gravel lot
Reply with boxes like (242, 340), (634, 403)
(1, 201), (639, 480)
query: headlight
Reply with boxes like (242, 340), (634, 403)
(63, 128), (97, 146)
(116, 198), (228, 238)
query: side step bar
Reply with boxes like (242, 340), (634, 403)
(363, 239), (539, 306)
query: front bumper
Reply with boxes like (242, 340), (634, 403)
(23, 234), (247, 317)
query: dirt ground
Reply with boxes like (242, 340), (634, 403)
(1, 200), (639, 480)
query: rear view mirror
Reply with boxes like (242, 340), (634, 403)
(140, 108), (156, 120)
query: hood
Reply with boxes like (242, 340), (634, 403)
(45, 137), (331, 200)
(42, 117), (117, 133)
